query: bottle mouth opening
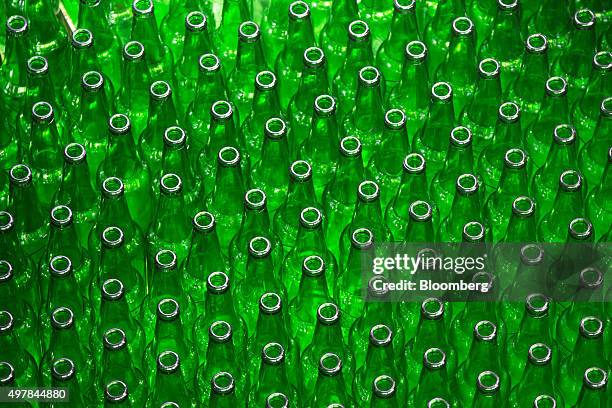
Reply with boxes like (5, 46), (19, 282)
(574, 9), (596, 29)
(579, 267), (603, 289)
(528, 343), (552, 365)
(559, 170), (582, 192)
(348, 20), (370, 42)
(52, 358), (76, 381)
(497, 0), (518, 11)
(409, 200), (432, 222)
(452, 16), (474, 35)
(109, 114), (131, 135)
(157, 298), (180, 320)
(428, 398), (450, 408)
(498, 101), (520, 123)
(302, 255), (325, 277)
(520, 244), (544, 265)
(553, 124), (576, 145)
(289, 1), (310, 20)
(526, 293), (549, 315)
(6, 15), (28, 36)
(150, 80), (172, 100)
(0, 211), (14, 232)
(512, 196), (535, 217)
(580, 316), (603, 338)
(317, 303), (339, 325)
(0, 310), (14, 333)
(239, 21), (260, 42)
(266, 392), (289, 407)
(211, 100), (233, 120)
(71, 28), (93, 48)
(31, 101), (54, 122)
(385, 109), (407, 129)
(0, 362), (15, 385)
(104, 380), (129, 403)
(533, 395), (557, 408)
(155, 249), (177, 270)
(163, 126), (186, 147)
(209, 320), (232, 343)
(185, 11), (207, 31)
(504, 148), (527, 169)
(64, 143), (87, 164)
(463, 221), (485, 242)
(314, 94), (336, 116)
(423, 347), (446, 369)
(369, 324), (393, 347)
(0, 260), (10, 283)
(358, 180), (379, 203)
(450, 126), (472, 146)
(81, 70), (104, 91)
(199, 53), (221, 72)
(265, 118), (287, 140)
(217, 146), (241, 167)
(244, 189), (267, 210)
(101, 226), (125, 248)
(601, 97), (612, 118)
(303, 47), (325, 68)
(101, 278), (125, 301)
(262, 342), (285, 364)
(290, 160), (312, 182)
(248, 236), (272, 258)
(340, 136), (362, 157)
(472, 271), (494, 289)
(27, 56), (49, 75)
(545, 77), (567, 96)
(51, 307), (74, 330)
(160, 173), (183, 195)
(9, 164), (32, 185)
(478, 58), (501, 78)
(358, 66), (381, 87)
(157, 350), (180, 373)
(102, 328), (127, 351)
(569, 217), (593, 240)
(123, 40), (145, 60)
(318, 353), (342, 376)
(49, 255), (72, 277)
(526, 33), (548, 53)
(51, 205), (73, 227)
(300, 207), (323, 229)
(207, 271), (230, 294)
(403, 153), (426, 173)
(132, 0), (154, 16)
(102, 176), (124, 198)
(593, 51), (612, 71)
(432, 82), (453, 101)
(394, 0), (416, 13)
(212, 372), (235, 395)
(373, 375), (396, 398)
(474, 320), (497, 341)
(456, 173), (479, 195)
(584, 367), (608, 390)
(259, 292), (282, 314)
(351, 228), (374, 249)
(421, 297), (444, 319)
(255, 70), (277, 90)
(477, 370), (500, 393)
(405, 40), (428, 61)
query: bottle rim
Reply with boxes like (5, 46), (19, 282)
(455, 173), (479, 195)
(150, 80), (172, 100)
(51, 358), (76, 381)
(266, 392), (289, 407)
(211, 100), (233, 120)
(132, 0), (154, 16)
(520, 244), (544, 265)
(0, 310), (14, 333)
(498, 101), (520, 123)
(248, 236), (272, 258)
(6, 15), (28, 36)
(262, 342), (285, 365)
(208, 320), (233, 343)
(255, 70), (277, 91)
(533, 395), (556, 408)
(478, 58), (501, 79)
(348, 20), (370, 43)
(102, 176), (125, 198)
(462, 221), (485, 242)
(504, 148), (527, 169)
(317, 303), (340, 325)
(318, 352), (342, 376)
(303, 47), (325, 68)
(0, 362), (15, 385)
(157, 298), (180, 321)
(358, 66), (381, 87)
(109, 114), (131, 135)
(156, 350), (180, 374)
(217, 146), (241, 167)
(265, 117), (287, 140)
(423, 347), (446, 369)
(573, 9), (596, 30)
(101, 278), (125, 301)
(244, 189), (267, 211)
(26, 55), (49, 76)
(64, 143), (87, 164)
(450, 126), (472, 147)
(559, 169), (582, 192)
(431, 82), (453, 102)
(452, 16), (474, 36)
(394, 0), (416, 13)
(239, 21), (260, 43)
(526, 33), (548, 54)
(207, 271), (230, 294)
(584, 367), (608, 390)
(403, 153), (426, 174)
(290, 160), (313, 182)
(0, 260), (12, 283)
(552, 124), (576, 145)
(101, 226), (125, 249)
(427, 398), (450, 408)
(339, 136), (362, 157)
(159, 173), (183, 195)
(51, 205), (73, 228)
(102, 327), (127, 351)
(369, 324), (393, 347)
(545, 76), (567, 97)
(384, 109), (407, 130)
(289, 1), (310, 20)
(512, 196), (535, 218)
(51, 307), (75, 330)
(49, 255), (73, 277)
(568, 217), (593, 240)
(212, 372), (235, 395)
(193, 211), (216, 232)
(0, 211), (14, 232)
(71, 28), (93, 49)
(409, 200), (432, 222)
(528, 343), (552, 365)
(351, 228), (374, 249)
(123, 40), (145, 60)
(421, 297), (444, 319)
(104, 379), (129, 403)
(579, 316), (603, 338)
(9, 164), (32, 186)
(163, 126), (186, 148)
(373, 374), (397, 398)
(472, 271), (495, 290)
(405, 40), (428, 61)
(185, 11), (207, 32)
(155, 249), (178, 270)
(579, 267), (603, 289)
(302, 255), (325, 277)
(592, 51), (612, 71)
(259, 292), (282, 314)
(477, 370), (500, 394)
(474, 320), (497, 341)
(299, 207), (323, 229)
(367, 276), (390, 298)
(31, 101), (54, 123)
(497, 0), (518, 11)
(525, 293), (550, 316)
(199, 53), (221, 72)
(314, 94), (336, 116)
(358, 180), (380, 203)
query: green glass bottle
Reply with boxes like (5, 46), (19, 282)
(0, 310), (39, 390)
(573, 367), (609, 407)
(115, 41), (151, 138)
(205, 146), (247, 255)
(130, 0), (174, 81)
(353, 324), (407, 406)
(586, 147), (611, 239)
(98, 328), (148, 406)
(478, 101), (523, 188)
(470, 370), (502, 408)
(227, 21), (268, 121)
(366, 109), (411, 207)
(7, 164), (48, 257)
(484, 148), (530, 241)
(531, 0), (572, 56)
(467, 0), (496, 44)
(195, 320), (249, 403)
(376, 0), (420, 83)
(171, 11), (215, 117)
(228, 189), (284, 279)
(275, 0), (316, 110)
(387, 40), (430, 138)
(251, 118), (291, 211)
(302, 303), (356, 395)
(103, 379), (131, 407)
(323, 136), (365, 254)
(332, 20), (374, 118)
(182, 212), (230, 302)
(319, 0), (359, 77)
(341, 66), (385, 162)
(403, 200), (437, 243)
(500, 197), (538, 243)
(505, 33), (550, 128)
(507, 343), (564, 407)
(242, 71), (283, 163)
(412, 82), (455, 177)
(308, 352), (355, 406)
(287, 47), (330, 155)
(208, 372), (239, 407)
(148, 350), (196, 407)
(460, 58), (503, 153)
(478, 0), (523, 87)
(453, 320), (510, 406)
(423, 0), (467, 73)
(407, 348), (456, 406)
(434, 17), (477, 115)
(0, 15), (29, 120)
(402, 298), (457, 388)
(138, 80), (181, 176)
(579, 97), (612, 186)
(97, 114), (154, 232)
(259, 0), (292, 64)
(214, 0), (251, 71)
(538, 169), (586, 242)
(571, 51), (612, 142)
(48, 357), (90, 406)
(524, 76), (570, 167)
(384, 153), (432, 241)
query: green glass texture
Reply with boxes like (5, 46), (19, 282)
(0, 310), (39, 389)
(530, 0), (571, 59)
(148, 350), (196, 407)
(259, 0), (292, 64)
(423, 0), (466, 73)
(214, 0), (251, 72)
(208, 372), (239, 407)
(573, 367), (609, 408)
(0, 15), (29, 120)
(308, 352), (354, 406)
(586, 147), (612, 240)
(407, 348), (456, 406)
(160, 1), (214, 60)
(579, 97), (612, 186)
(319, 0), (359, 77)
